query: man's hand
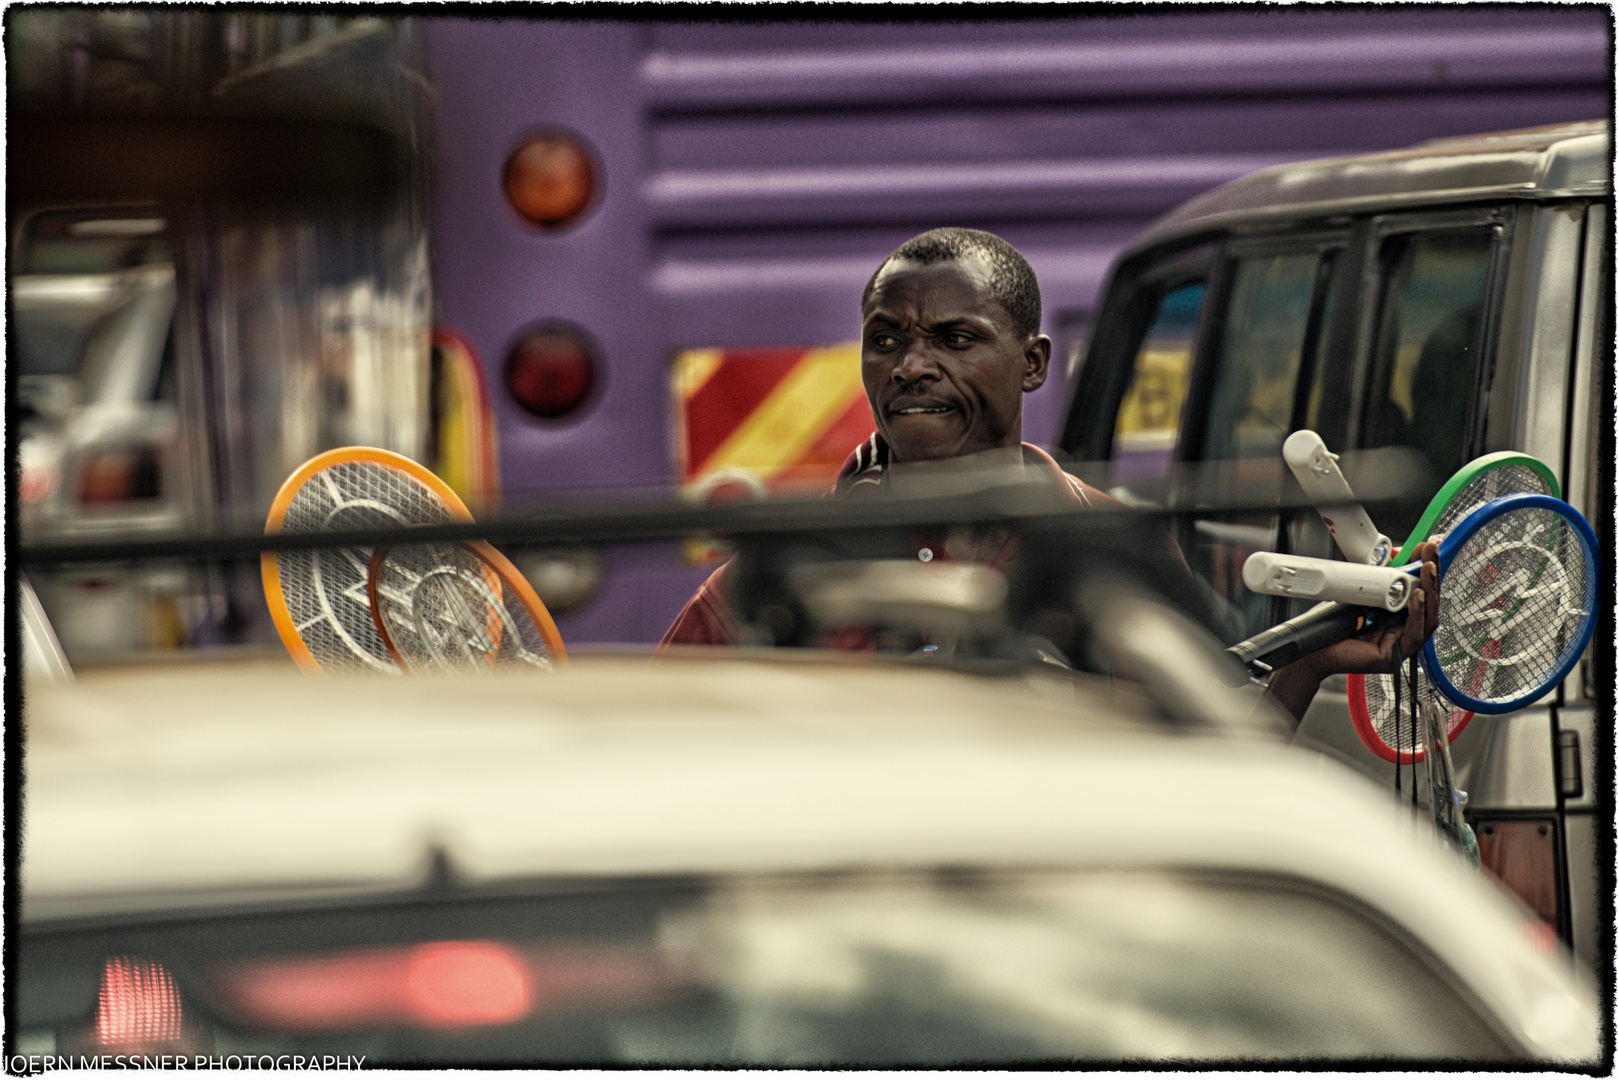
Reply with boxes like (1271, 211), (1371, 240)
(1263, 541), (1441, 725)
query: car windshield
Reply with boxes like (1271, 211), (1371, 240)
(19, 868), (1511, 1065)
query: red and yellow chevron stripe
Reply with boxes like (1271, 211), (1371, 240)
(674, 345), (874, 497)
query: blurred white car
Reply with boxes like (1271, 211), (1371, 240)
(19, 648), (1598, 1065)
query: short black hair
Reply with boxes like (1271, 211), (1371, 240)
(861, 228), (1042, 340)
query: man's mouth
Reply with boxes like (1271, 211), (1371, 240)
(889, 400), (957, 416)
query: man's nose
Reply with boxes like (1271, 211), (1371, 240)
(892, 341), (940, 383)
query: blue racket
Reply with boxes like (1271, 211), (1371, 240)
(1420, 493), (1597, 715)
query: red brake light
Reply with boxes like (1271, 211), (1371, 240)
(1523, 919), (1559, 957)
(503, 131), (598, 230)
(504, 325), (597, 420)
(20, 464), (53, 504)
(220, 941), (533, 1031)
(95, 956), (184, 1047)
(218, 941), (683, 1034)
(406, 942), (531, 1027)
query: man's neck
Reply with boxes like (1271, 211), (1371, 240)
(885, 444), (1025, 494)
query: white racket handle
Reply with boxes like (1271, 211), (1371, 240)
(1282, 430), (1392, 566)
(1242, 551), (1412, 611)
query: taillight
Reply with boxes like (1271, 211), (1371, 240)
(503, 131), (598, 230)
(20, 463), (54, 504)
(407, 942), (532, 1027)
(1522, 919), (1559, 957)
(79, 446), (162, 503)
(220, 941), (532, 1031)
(94, 956), (184, 1047)
(217, 941), (683, 1033)
(504, 324), (597, 420)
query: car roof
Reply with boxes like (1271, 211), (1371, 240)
(20, 653), (1596, 1057)
(1133, 120), (1610, 251)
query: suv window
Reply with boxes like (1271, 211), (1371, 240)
(1186, 245), (1339, 638)
(1199, 250), (1336, 465)
(1071, 216), (1504, 642)
(1110, 281), (1205, 488)
(1361, 226), (1496, 539)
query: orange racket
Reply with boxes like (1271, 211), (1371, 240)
(262, 447), (563, 674)
(367, 539), (566, 673)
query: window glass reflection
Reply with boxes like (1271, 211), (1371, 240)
(1110, 281), (1205, 488)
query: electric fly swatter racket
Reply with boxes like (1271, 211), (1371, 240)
(1420, 493), (1596, 715)
(1347, 452), (1559, 761)
(262, 447), (477, 673)
(367, 539), (566, 673)
(1236, 491), (1595, 745)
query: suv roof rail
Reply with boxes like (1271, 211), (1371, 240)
(1134, 120), (1611, 250)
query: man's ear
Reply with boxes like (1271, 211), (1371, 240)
(1021, 335), (1052, 393)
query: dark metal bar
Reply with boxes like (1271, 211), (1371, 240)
(17, 485), (1077, 566)
(17, 478), (1427, 568)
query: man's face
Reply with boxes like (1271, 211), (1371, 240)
(861, 255), (1050, 463)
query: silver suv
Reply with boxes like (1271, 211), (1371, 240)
(1060, 120), (1610, 968)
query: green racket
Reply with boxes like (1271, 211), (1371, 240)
(1389, 452), (1560, 565)
(1348, 451), (1559, 763)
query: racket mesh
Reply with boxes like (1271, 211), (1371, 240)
(1430, 503), (1593, 709)
(276, 461), (458, 673)
(373, 544), (556, 672)
(1359, 669), (1469, 758)
(1426, 465), (1554, 548)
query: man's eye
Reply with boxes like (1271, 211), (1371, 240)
(870, 333), (898, 349)
(943, 332), (974, 347)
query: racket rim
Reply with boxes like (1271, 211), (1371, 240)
(1390, 451), (1559, 567)
(368, 544), (407, 671)
(1429, 492), (1586, 573)
(367, 537), (569, 673)
(1346, 672), (1475, 764)
(1420, 492), (1597, 714)
(262, 447), (477, 674)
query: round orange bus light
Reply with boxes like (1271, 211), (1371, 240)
(504, 323), (597, 420)
(503, 132), (598, 230)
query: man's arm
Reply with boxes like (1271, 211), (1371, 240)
(1262, 541), (1441, 727)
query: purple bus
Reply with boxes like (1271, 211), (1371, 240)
(423, 9), (1609, 644)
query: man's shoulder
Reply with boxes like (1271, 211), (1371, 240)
(1020, 443), (1124, 510)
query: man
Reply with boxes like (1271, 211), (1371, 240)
(661, 228), (1438, 724)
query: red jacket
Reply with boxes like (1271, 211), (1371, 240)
(658, 437), (1144, 649)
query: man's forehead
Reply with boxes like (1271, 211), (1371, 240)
(863, 254), (1004, 321)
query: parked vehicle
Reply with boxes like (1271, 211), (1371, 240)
(18, 571), (1599, 1064)
(1058, 120), (1611, 969)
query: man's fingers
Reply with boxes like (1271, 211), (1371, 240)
(1401, 586), (1425, 660)
(1421, 542), (1440, 636)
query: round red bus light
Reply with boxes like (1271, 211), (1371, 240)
(503, 132), (598, 230)
(504, 324), (597, 420)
